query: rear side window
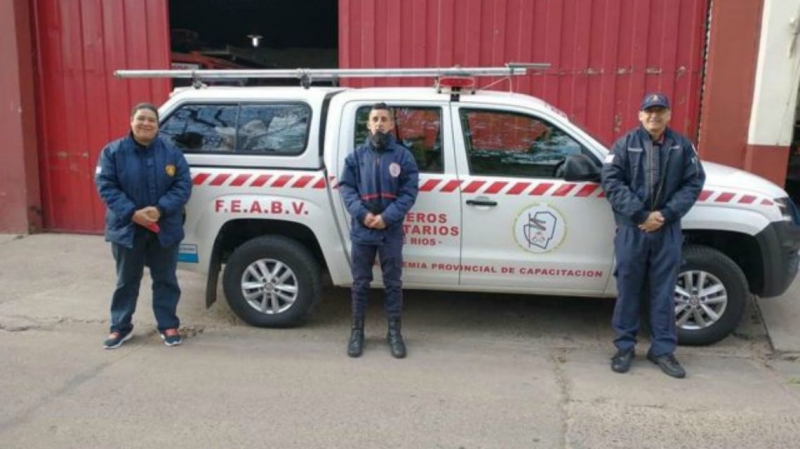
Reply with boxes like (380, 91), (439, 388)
(160, 103), (311, 155)
(354, 105), (444, 174)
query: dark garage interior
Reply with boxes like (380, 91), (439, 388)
(169, 0), (338, 83)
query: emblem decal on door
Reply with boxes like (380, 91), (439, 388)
(513, 204), (566, 253)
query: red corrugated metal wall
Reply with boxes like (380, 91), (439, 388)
(32, 0), (171, 232)
(340, 0), (709, 148)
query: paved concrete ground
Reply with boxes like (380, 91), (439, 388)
(759, 274), (800, 354)
(1, 234), (800, 448)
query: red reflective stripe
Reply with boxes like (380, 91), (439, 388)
(598, 192), (606, 198)
(530, 183), (553, 196)
(362, 193), (397, 200)
(272, 174), (293, 187)
(761, 199), (774, 206)
(507, 182), (531, 195)
(715, 192), (735, 203)
(739, 195), (756, 204)
(485, 181), (508, 194)
(463, 180), (486, 193)
(441, 180), (462, 192)
(312, 177), (327, 189)
(250, 174), (272, 187)
(553, 184), (576, 196)
(209, 174), (231, 186)
(292, 175), (314, 188)
(192, 173), (210, 185)
(420, 179), (442, 192)
(230, 174), (252, 187)
(698, 190), (713, 201)
(329, 176), (339, 189)
(575, 184), (599, 197)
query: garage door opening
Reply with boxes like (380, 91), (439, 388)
(168, 0), (338, 86)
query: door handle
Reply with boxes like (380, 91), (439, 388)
(466, 199), (498, 207)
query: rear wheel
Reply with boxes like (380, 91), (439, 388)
(674, 245), (748, 346)
(222, 236), (321, 327)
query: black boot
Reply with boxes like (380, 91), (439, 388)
(387, 317), (406, 359)
(347, 317), (365, 358)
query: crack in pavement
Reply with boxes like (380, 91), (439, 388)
(0, 235), (25, 246)
(0, 316), (109, 332)
(0, 343), (146, 434)
(551, 348), (573, 449)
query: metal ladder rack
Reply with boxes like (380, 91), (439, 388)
(114, 63), (550, 90)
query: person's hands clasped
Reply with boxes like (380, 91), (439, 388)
(132, 206), (160, 227)
(638, 211), (664, 233)
(363, 212), (387, 230)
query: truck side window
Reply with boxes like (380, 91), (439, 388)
(354, 106), (443, 174)
(237, 104), (310, 154)
(159, 104), (238, 152)
(160, 103), (311, 155)
(459, 109), (585, 179)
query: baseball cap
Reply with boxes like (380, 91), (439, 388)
(640, 93), (670, 110)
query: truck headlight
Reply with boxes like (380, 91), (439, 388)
(775, 197), (799, 223)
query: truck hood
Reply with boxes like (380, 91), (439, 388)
(703, 161), (788, 199)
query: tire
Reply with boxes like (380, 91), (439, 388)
(222, 235), (321, 328)
(674, 245), (749, 346)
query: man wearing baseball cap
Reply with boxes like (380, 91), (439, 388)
(600, 93), (706, 378)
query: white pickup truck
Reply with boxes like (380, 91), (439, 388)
(117, 66), (800, 346)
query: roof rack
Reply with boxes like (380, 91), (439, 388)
(114, 63), (549, 89)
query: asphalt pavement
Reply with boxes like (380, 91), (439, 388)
(1, 233), (800, 448)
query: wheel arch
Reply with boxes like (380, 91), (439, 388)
(683, 229), (764, 296)
(204, 219), (329, 309)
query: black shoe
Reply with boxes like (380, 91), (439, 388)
(347, 317), (365, 358)
(611, 348), (635, 373)
(387, 317), (406, 359)
(647, 353), (686, 379)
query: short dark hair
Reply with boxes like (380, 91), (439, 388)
(370, 102), (394, 120)
(130, 102), (159, 121)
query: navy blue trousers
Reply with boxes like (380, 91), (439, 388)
(110, 227), (181, 333)
(350, 237), (404, 319)
(612, 223), (683, 356)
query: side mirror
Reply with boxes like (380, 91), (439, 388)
(563, 154), (601, 183)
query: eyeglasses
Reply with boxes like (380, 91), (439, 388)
(641, 108), (668, 115)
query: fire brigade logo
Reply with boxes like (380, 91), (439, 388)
(513, 204), (566, 253)
(165, 164), (176, 177)
(389, 162), (401, 178)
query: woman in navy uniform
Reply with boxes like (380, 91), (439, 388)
(95, 103), (192, 349)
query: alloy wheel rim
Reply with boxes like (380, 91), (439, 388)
(240, 258), (299, 314)
(674, 270), (728, 330)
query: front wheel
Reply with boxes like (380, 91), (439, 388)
(674, 245), (749, 346)
(222, 236), (321, 327)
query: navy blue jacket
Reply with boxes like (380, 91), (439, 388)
(601, 127), (705, 228)
(95, 134), (192, 248)
(339, 135), (420, 245)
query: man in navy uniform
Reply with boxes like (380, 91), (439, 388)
(339, 103), (420, 358)
(95, 103), (192, 349)
(601, 93), (705, 378)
